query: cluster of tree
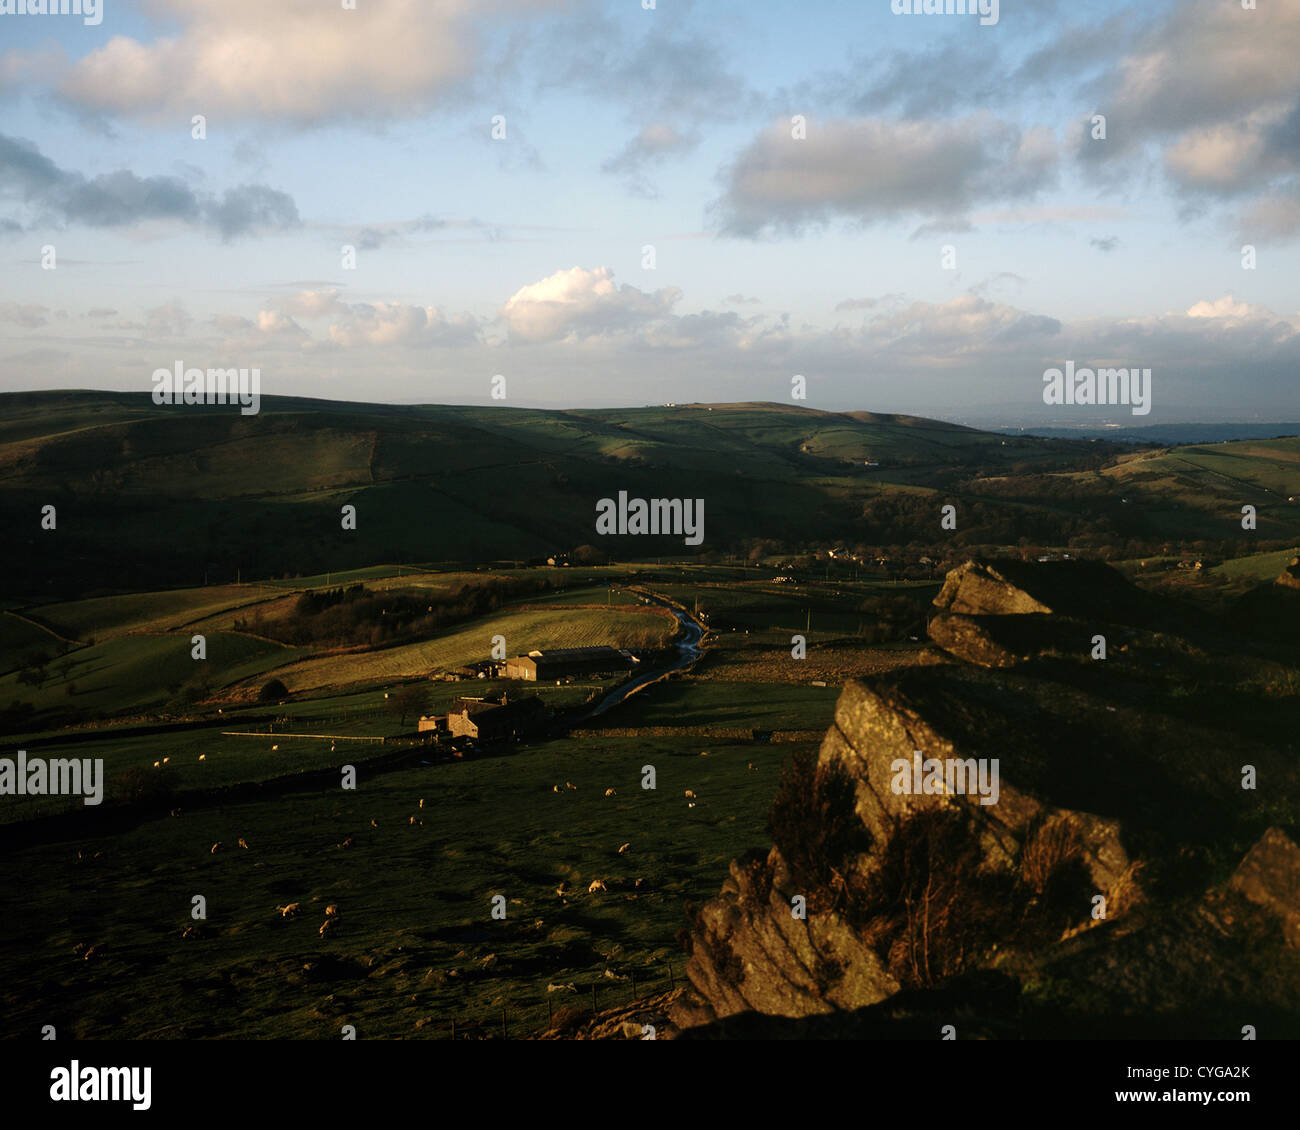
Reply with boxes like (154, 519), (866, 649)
(247, 575), (560, 650)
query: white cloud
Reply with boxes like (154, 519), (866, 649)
(501, 266), (681, 344)
(47, 0), (556, 126)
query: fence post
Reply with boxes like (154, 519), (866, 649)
(667, 962), (674, 990)
(450, 1018), (456, 1040)
(591, 982), (598, 1015)
(502, 1007), (508, 1040)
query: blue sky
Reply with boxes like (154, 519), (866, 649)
(1, 0), (1298, 423)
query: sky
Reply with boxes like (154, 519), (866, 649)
(0, 0), (1298, 425)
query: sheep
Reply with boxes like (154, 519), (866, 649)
(604, 787), (617, 797)
(617, 842), (631, 855)
(339, 836), (354, 849)
(237, 837), (249, 849)
(163, 757), (170, 764)
(552, 784), (562, 793)
(747, 762), (758, 771)
(588, 879), (607, 893)
(547, 983), (577, 994)
(153, 761), (160, 768)
(277, 903), (300, 917)
(198, 754), (206, 761)
(370, 818), (379, 828)
(319, 918), (339, 937)
(419, 798), (424, 808)
(687, 802), (697, 809)
(555, 881), (570, 897)
(210, 842), (222, 853)
(684, 789), (696, 799)
(564, 781), (577, 791)
(324, 904), (340, 917)
(271, 745), (279, 751)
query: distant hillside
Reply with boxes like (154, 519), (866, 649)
(2, 391), (1297, 599)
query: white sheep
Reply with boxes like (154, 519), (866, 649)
(604, 787), (617, 797)
(617, 842), (631, 855)
(588, 879), (607, 893)
(278, 903), (300, 917)
(210, 842), (222, 853)
(684, 789), (696, 799)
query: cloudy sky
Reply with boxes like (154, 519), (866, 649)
(1, 0), (1298, 424)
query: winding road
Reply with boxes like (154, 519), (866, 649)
(577, 593), (704, 720)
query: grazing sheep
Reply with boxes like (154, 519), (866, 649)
(555, 881), (570, 897)
(271, 745), (278, 751)
(547, 983), (577, 994)
(634, 878), (647, 889)
(339, 836), (354, 849)
(277, 903), (300, 917)
(237, 837), (249, 849)
(604, 788), (617, 797)
(552, 784), (562, 793)
(199, 754), (206, 761)
(325, 904), (340, 917)
(564, 781), (577, 791)
(688, 802), (697, 809)
(617, 842), (631, 854)
(370, 818), (379, 828)
(210, 842), (222, 853)
(83, 944), (105, 962)
(319, 918), (339, 937)
(747, 762), (758, 771)
(163, 757), (170, 764)
(153, 761), (160, 768)
(419, 798), (424, 808)
(684, 789), (696, 799)
(588, 879), (607, 893)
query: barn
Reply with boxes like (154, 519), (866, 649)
(502, 646), (637, 682)
(444, 693), (546, 741)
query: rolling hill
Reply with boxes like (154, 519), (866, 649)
(2, 390), (1298, 600)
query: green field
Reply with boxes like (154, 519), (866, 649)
(0, 733), (805, 1038)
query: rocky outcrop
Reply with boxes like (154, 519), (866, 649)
(1228, 827), (1300, 948)
(672, 558), (1300, 1038)
(1278, 555), (1300, 591)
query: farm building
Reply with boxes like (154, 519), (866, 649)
(443, 693), (547, 741)
(502, 646), (638, 682)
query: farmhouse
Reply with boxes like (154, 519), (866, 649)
(443, 693), (547, 741)
(502, 646), (637, 682)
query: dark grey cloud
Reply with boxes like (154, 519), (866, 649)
(712, 115), (1058, 237)
(0, 132), (300, 240)
(601, 124), (700, 196)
